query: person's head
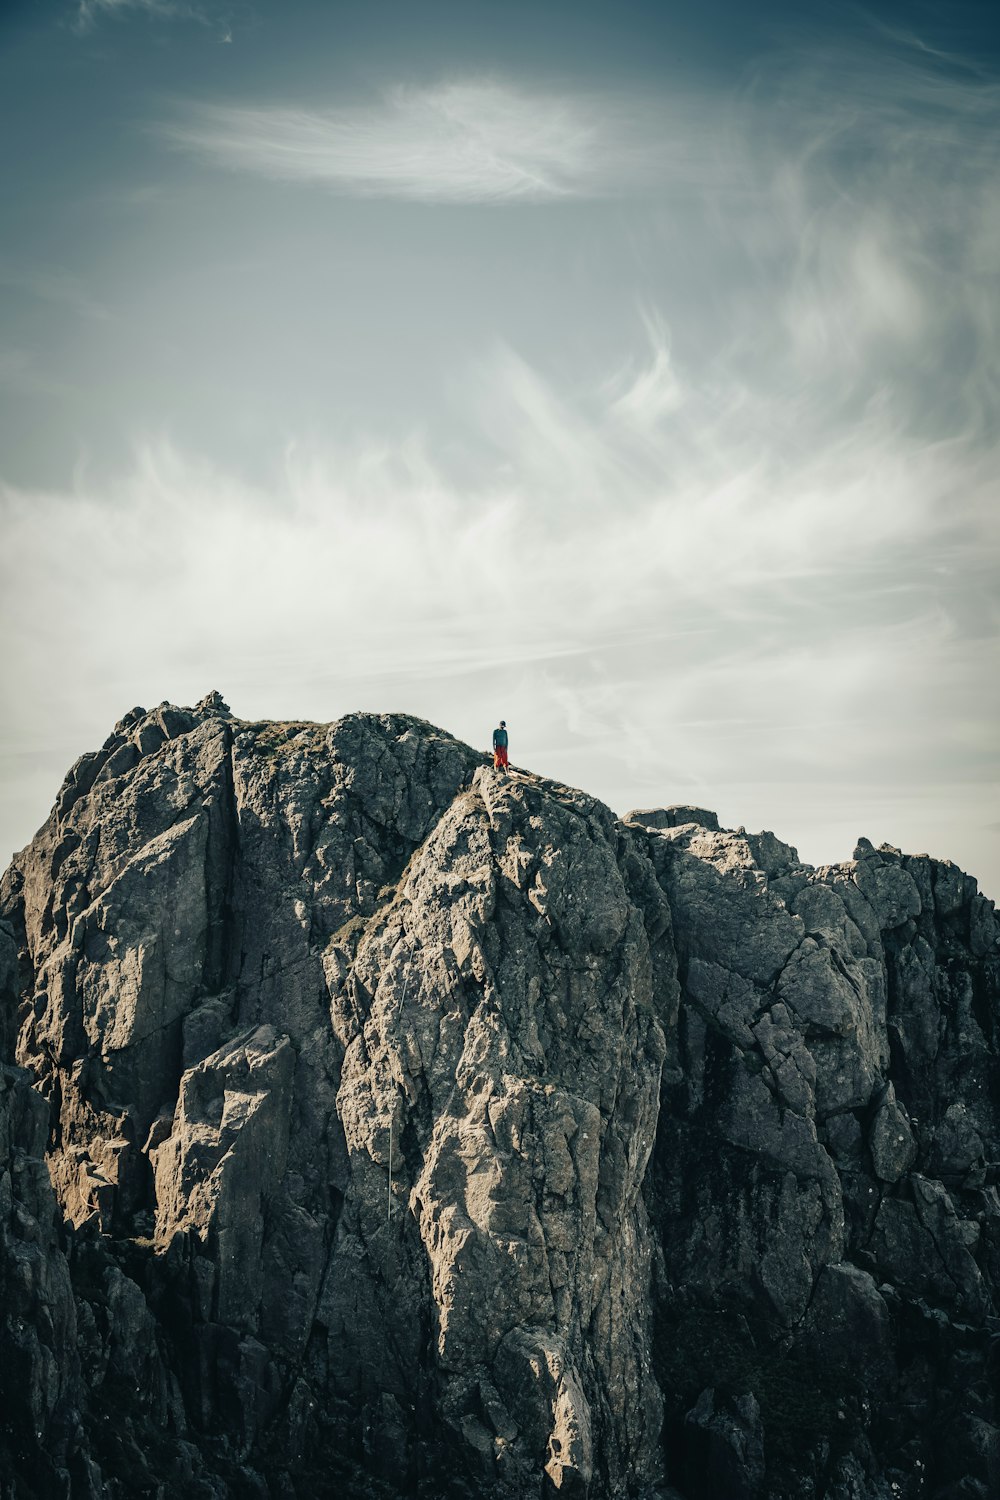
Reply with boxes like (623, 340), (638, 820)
(500, 720), (506, 728)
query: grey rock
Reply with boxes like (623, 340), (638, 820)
(824, 1110), (864, 1162)
(0, 1059), (84, 1493)
(869, 1083), (917, 1183)
(929, 1102), (985, 1182)
(681, 1388), (765, 1500)
(625, 806), (721, 833)
(0, 698), (998, 1500)
(805, 1262), (890, 1368)
(852, 843), (922, 930)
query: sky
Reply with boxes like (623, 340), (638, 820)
(1, 0), (999, 900)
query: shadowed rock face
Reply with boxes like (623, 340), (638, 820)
(1, 696), (998, 1499)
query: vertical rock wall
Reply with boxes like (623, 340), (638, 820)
(630, 815), (1000, 1500)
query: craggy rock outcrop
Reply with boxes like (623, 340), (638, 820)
(634, 817), (1000, 1500)
(1, 696), (998, 1500)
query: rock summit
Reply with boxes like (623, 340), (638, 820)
(1, 697), (998, 1499)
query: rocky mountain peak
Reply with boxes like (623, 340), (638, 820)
(1, 696), (998, 1499)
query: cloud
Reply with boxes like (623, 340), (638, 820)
(149, 12), (1000, 289)
(75, 0), (229, 30)
(3, 23), (999, 892)
(749, 36), (1000, 417)
(1, 310), (997, 887)
(157, 81), (717, 203)
(607, 308), (686, 431)
(2, 314), (994, 761)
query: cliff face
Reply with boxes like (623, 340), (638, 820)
(1, 695), (998, 1500)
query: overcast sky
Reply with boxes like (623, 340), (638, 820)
(2, 0), (998, 898)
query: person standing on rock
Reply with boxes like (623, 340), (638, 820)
(492, 720), (509, 771)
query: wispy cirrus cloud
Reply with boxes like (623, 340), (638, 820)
(1, 313), (997, 886)
(1, 321), (995, 776)
(761, 42), (1000, 399)
(157, 81), (708, 203)
(4, 24), (999, 892)
(76, 0), (233, 34)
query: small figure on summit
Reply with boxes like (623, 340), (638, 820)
(492, 720), (509, 772)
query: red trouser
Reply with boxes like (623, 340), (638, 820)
(494, 746), (508, 770)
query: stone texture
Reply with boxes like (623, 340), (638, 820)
(637, 818), (1000, 1500)
(681, 1387), (765, 1500)
(0, 1055), (84, 1497)
(624, 806), (720, 833)
(869, 1082), (918, 1183)
(0, 699), (998, 1500)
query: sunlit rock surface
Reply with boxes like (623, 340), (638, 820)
(1, 696), (998, 1498)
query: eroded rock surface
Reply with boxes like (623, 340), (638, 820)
(0, 699), (998, 1499)
(643, 821), (1000, 1499)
